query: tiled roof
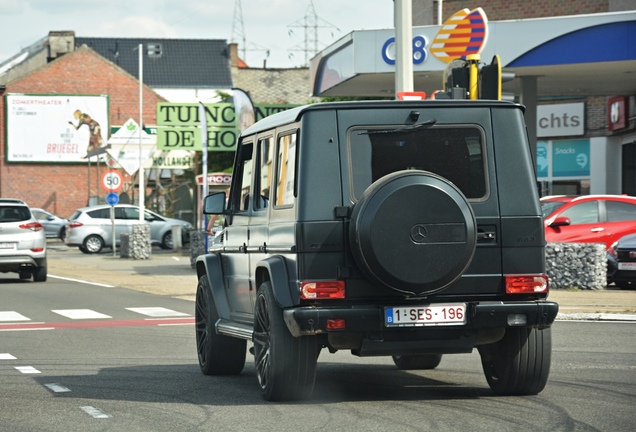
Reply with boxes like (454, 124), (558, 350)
(75, 37), (233, 88)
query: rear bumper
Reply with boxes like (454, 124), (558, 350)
(0, 255), (47, 272)
(283, 301), (558, 337)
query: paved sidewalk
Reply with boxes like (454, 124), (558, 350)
(46, 241), (636, 321)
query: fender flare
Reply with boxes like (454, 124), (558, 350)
(256, 256), (295, 308)
(195, 253), (232, 321)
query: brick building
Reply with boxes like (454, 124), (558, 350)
(0, 46), (165, 218)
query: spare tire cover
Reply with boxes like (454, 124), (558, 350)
(349, 170), (476, 296)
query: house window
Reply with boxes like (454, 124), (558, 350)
(147, 43), (163, 58)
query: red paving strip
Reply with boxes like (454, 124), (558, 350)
(0, 317), (194, 331)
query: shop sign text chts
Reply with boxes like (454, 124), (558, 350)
(156, 102), (296, 151)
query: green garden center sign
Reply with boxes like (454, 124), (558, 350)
(156, 103), (296, 151)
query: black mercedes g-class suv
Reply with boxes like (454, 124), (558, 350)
(195, 100), (558, 401)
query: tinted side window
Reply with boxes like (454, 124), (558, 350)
(123, 207), (140, 219)
(606, 201), (636, 222)
(560, 201), (599, 224)
(256, 137), (274, 210)
(348, 125), (486, 200)
(275, 133), (297, 207)
(87, 208), (110, 219)
(229, 142), (254, 213)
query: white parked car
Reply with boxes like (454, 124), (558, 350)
(0, 199), (47, 281)
(65, 204), (193, 254)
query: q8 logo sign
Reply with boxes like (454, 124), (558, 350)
(381, 8), (488, 66)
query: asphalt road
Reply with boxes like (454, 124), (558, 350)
(1, 272), (635, 431)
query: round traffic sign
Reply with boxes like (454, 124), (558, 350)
(101, 170), (123, 192)
(106, 192), (119, 206)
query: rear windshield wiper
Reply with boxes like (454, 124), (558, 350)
(358, 119), (437, 135)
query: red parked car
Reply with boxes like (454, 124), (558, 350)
(541, 195), (636, 249)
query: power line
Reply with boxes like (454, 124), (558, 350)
(287, 0), (340, 67)
(230, 0), (270, 66)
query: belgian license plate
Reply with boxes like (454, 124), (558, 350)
(618, 262), (636, 271)
(385, 304), (467, 327)
(0, 242), (15, 249)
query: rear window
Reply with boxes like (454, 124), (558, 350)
(0, 205), (31, 222)
(348, 125), (487, 200)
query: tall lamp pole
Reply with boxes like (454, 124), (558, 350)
(138, 43), (145, 221)
(395, 0), (414, 97)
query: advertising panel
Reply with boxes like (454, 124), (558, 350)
(537, 103), (584, 137)
(156, 102), (296, 152)
(552, 139), (590, 177)
(6, 94), (109, 162)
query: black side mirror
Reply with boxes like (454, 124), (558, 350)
(204, 192), (227, 215)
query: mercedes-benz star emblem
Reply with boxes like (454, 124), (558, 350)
(410, 224), (428, 243)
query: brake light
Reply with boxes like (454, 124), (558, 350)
(19, 222), (43, 232)
(69, 222), (83, 229)
(31, 248), (44, 252)
(505, 275), (549, 294)
(300, 281), (345, 300)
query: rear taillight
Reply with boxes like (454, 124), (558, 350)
(19, 222), (43, 232)
(69, 222), (83, 229)
(31, 248), (44, 252)
(505, 274), (549, 294)
(300, 280), (345, 300)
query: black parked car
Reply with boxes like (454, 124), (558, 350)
(195, 100), (558, 401)
(607, 233), (636, 289)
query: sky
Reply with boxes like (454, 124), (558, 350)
(0, 0), (395, 68)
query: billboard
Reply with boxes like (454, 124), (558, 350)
(156, 102), (296, 151)
(6, 94), (109, 162)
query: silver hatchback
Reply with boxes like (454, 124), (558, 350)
(0, 199), (47, 282)
(65, 204), (193, 254)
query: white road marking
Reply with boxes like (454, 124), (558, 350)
(0, 353), (17, 360)
(52, 309), (112, 320)
(0, 311), (31, 322)
(15, 366), (40, 374)
(81, 406), (111, 419)
(48, 274), (113, 288)
(0, 327), (54, 332)
(126, 307), (189, 317)
(44, 383), (71, 393)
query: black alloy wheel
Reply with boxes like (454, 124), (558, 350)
(195, 276), (246, 375)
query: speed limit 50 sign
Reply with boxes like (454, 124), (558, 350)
(101, 170), (123, 193)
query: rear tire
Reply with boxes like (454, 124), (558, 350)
(479, 327), (551, 395)
(33, 266), (47, 283)
(83, 235), (104, 254)
(195, 276), (246, 375)
(392, 354), (442, 370)
(253, 281), (317, 401)
(160, 232), (173, 249)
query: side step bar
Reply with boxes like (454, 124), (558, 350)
(216, 319), (253, 340)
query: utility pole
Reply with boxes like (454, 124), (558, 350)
(395, 0), (414, 96)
